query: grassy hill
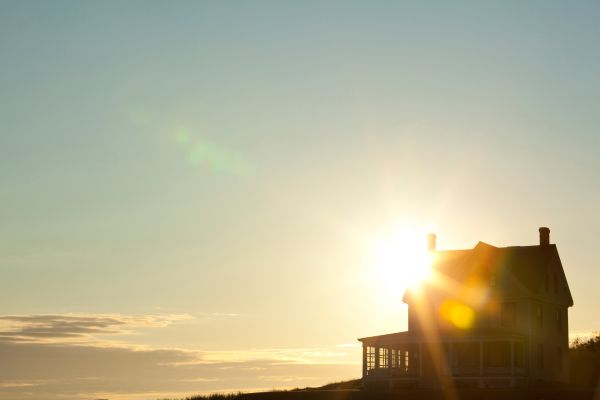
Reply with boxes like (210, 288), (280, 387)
(173, 378), (597, 400)
(178, 387), (597, 400)
(174, 335), (600, 400)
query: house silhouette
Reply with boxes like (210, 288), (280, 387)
(359, 227), (573, 389)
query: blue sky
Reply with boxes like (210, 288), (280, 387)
(1, 1), (600, 398)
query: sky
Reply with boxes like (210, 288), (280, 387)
(1, 0), (600, 398)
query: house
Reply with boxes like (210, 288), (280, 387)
(358, 227), (573, 389)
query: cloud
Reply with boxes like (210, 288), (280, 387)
(258, 375), (319, 383)
(0, 381), (41, 388)
(0, 342), (358, 399)
(0, 313), (359, 399)
(0, 313), (192, 345)
(335, 343), (361, 349)
(190, 347), (356, 366)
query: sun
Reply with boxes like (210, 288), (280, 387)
(369, 227), (434, 304)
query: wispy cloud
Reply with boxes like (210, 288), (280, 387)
(258, 375), (319, 383)
(0, 381), (42, 388)
(0, 313), (192, 345)
(335, 343), (361, 349)
(0, 313), (359, 399)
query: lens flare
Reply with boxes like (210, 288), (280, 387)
(174, 127), (251, 176)
(440, 299), (475, 329)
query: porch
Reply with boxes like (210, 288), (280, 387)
(360, 332), (527, 388)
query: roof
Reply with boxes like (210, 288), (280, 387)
(358, 328), (527, 344)
(404, 241), (573, 306)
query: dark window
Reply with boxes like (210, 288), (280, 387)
(555, 309), (562, 331)
(557, 347), (563, 372)
(501, 302), (517, 327)
(537, 344), (544, 369)
(395, 350), (410, 371)
(545, 273), (549, 292)
(453, 342), (479, 368)
(484, 341), (510, 368)
(514, 342), (524, 368)
(535, 304), (543, 328)
(554, 271), (558, 294)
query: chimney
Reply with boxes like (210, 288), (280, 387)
(427, 233), (437, 251)
(539, 227), (550, 246)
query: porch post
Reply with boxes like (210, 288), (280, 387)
(388, 348), (393, 376)
(449, 341), (453, 376)
(510, 340), (515, 387)
(479, 341), (484, 388)
(362, 343), (367, 378)
(375, 346), (380, 369)
(419, 342), (423, 378)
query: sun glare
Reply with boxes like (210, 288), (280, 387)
(369, 227), (433, 304)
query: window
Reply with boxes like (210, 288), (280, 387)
(379, 348), (389, 368)
(367, 346), (376, 371)
(537, 344), (544, 370)
(557, 347), (563, 372)
(484, 341), (510, 368)
(490, 273), (497, 287)
(501, 302), (517, 327)
(535, 304), (543, 328)
(514, 342), (524, 368)
(544, 273), (549, 292)
(402, 350), (410, 371)
(390, 350), (411, 372)
(453, 342), (479, 368)
(553, 271), (558, 294)
(555, 309), (562, 331)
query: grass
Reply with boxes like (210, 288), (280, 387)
(167, 335), (600, 400)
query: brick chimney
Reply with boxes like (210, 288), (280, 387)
(539, 227), (550, 246)
(427, 233), (437, 251)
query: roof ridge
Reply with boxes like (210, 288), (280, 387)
(474, 241), (498, 249)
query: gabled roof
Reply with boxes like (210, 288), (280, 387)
(404, 241), (573, 306)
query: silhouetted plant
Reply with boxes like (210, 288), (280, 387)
(571, 333), (600, 352)
(184, 392), (244, 400)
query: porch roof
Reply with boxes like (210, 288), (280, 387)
(358, 329), (526, 346)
